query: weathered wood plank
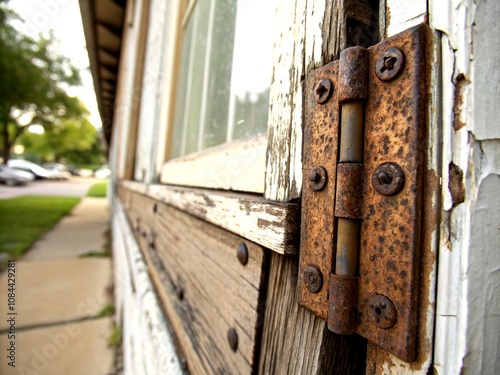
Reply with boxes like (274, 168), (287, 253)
(264, 0), (377, 202)
(386, 0), (426, 37)
(121, 179), (300, 255)
(119, 188), (267, 374)
(160, 135), (267, 193)
(112, 198), (184, 374)
(133, 0), (170, 182)
(264, 0), (308, 202)
(113, 0), (150, 180)
(258, 252), (367, 374)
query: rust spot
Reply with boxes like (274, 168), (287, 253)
(448, 162), (465, 207)
(453, 74), (467, 131)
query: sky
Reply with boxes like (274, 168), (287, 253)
(9, 0), (102, 128)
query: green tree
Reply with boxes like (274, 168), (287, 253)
(18, 117), (98, 162)
(0, 1), (87, 164)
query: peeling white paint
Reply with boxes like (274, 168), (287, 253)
(431, 0), (500, 374)
(113, 200), (183, 375)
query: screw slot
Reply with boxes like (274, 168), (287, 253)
(380, 56), (397, 73)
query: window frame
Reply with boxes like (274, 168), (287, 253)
(154, 0), (275, 193)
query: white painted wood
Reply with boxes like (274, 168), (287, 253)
(121, 179), (299, 254)
(134, 0), (169, 182)
(431, 0), (500, 374)
(154, 0), (185, 179)
(113, 199), (184, 375)
(264, 0), (307, 202)
(386, 0), (426, 37)
(160, 134), (267, 193)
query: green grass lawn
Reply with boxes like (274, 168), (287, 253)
(0, 196), (80, 257)
(87, 181), (108, 197)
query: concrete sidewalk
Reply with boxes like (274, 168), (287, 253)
(0, 197), (115, 375)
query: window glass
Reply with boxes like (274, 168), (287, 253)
(170, 0), (274, 159)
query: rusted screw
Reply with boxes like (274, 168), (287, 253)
(153, 203), (158, 213)
(303, 265), (323, 293)
(375, 48), (405, 81)
(175, 286), (184, 301)
(237, 243), (248, 266)
(227, 328), (238, 351)
(308, 166), (327, 191)
(368, 294), (397, 328)
(371, 162), (405, 196)
(147, 229), (156, 248)
(314, 78), (333, 104)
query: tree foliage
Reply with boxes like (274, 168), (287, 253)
(0, 1), (88, 163)
(18, 117), (98, 163)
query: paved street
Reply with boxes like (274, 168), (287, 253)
(0, 177), (103, 199)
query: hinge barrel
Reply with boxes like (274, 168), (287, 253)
(329, 47), (368, 334)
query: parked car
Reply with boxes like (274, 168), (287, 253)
(43, 163), (71, 180)
(77, 168), (94, 178)
(94, 165), (111, 179)
(0, 165), (35, 185)
(7, 159), (55, 179)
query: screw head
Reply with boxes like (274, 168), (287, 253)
(175, 286), (184, 300)
(368, 294), (397, 328)
(308, 166), (327, 191)
(227, 328), (238, 351)
(236, 243), (249, 266)
(147, 229), (156, 248)
(375, 48), (405, 81)
(314, 78), (333, 104)
(371, 162), (405, 196)
(303, 265), (323, 293)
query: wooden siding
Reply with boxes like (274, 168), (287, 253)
(118, 187), (268, 374)
(121, 180), (300, 255)
(112, 199), (184, 374)
(431, 0), (500, 374)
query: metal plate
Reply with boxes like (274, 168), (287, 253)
(298, 62), (340, 320)
(299, 25), (429, 362)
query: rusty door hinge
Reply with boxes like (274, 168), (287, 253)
(298, 24), (430, 362)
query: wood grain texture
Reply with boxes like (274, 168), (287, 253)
(264, 0), (376, 202)
(160, 135), (267, 193)
(134, 0), (170, 182)
(121, 179), (300, 255)
(264, 0), (309, 202)
(112, 198), (184, 374)
(258, 252), (367, 374)
(431, 1), (500, 374)
(113, 0), (150, 180)
(119, 188), (267, 374)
